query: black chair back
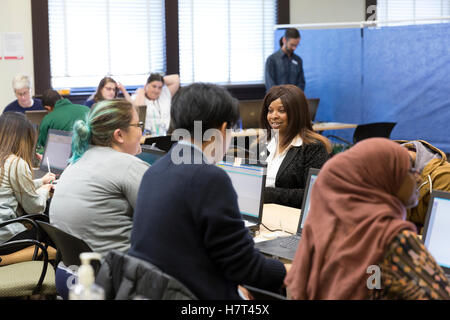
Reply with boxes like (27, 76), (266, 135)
(353, 122), (396, 144)
(36, 221), (92, 267)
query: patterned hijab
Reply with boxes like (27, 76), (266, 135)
(285, 138), (417, 299)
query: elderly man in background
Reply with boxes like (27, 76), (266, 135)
(3, 73), (44, 113)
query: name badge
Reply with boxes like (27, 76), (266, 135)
(291, 60), (298, 65)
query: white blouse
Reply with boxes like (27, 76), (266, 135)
(265, 134), (303, 187)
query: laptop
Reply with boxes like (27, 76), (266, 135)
(25, 110), (48, 129)
(422, 190), (450, 281)
(144, 135), (177, 152)
(254, 168), (320, 261)
(34, 129), (73, 178)
(216, 159), (267, 232)
(136, 145), (166, 165)
(307, 98), (320, 122)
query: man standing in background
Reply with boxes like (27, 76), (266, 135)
(265, 28), (305, 92)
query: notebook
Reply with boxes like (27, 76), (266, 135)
(422, 190), (450, 281)
(307, 98), (320, 122)
(216, 159), (267, 232)
(254, 168), (320, 261)
(34, 129), (73, 178)
(136, 145), (166, 165)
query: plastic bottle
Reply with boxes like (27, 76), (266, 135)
(69, 252), (105, 300)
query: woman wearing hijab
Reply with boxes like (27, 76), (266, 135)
(285, 138), (450, 300)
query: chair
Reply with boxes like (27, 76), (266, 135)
(36, 221), (94, 270)
(242, 285), (287, 300)
(327, 122), (397, 146)
(0, 218), (56, 298)
(95, 250), (197, 300)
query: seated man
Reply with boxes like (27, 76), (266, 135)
(37, 89), (90, 147)
(398, 140), (450, 232)
(3, 73), (44, 113)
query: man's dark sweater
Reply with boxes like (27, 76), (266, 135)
(129, 143), (286, 299)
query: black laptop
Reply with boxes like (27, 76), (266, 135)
(422, 190), (450, 281)
(307, 98), (320, 122)
(254, 168), (320, 261)
(34, 129), (73, 178)
(136, 144), (166, 165)
(144, 135), (177, 152)
(216, 159), (267, 232)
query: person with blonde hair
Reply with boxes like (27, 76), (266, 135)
(50, 99), (148, 255)
(3, 74), (44, 113)
(0, 112), (54, 242)
(260, 84), (331, 208)
(49, 99), (149, 299)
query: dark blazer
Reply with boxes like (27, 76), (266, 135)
(129, 143), (286, 300)
(264, 142), (330, 208)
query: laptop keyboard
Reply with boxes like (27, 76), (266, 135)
(279, 235), (301, 249)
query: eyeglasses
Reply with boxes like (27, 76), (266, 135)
(15, 89), (30, 97)
(129, 121), (144, 132)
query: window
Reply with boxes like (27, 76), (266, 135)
(377, 0), (450, 26)
(178, 0), (277, 85)
(48, 0), (166, 89)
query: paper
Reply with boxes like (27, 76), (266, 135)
(2, 32), (24, 60)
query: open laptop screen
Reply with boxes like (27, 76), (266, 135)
(136, 146), (166, 165)
(298, 169), (319, 232)
(216, 161), (266, 223)
(41, 130), (72, 173)
(423, 192), (450, 270)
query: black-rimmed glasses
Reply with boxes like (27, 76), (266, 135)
(129, 121), (144, 132)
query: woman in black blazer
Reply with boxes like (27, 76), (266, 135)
(260, 85), (331, 208)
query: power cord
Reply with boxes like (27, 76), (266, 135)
(260, 222), (294, 235)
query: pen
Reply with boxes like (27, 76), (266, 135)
(47, 157), (51, 174)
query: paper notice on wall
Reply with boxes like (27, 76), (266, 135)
(2, 32), (24, 60)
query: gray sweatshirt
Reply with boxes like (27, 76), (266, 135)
(49, 146), (150, 256)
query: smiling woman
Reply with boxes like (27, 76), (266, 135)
(260, 84), (331, 209)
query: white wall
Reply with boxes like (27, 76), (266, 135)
(0, 0), (35, 112)
(290, 0), (365, 26)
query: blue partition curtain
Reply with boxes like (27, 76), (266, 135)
(275, 23), (450, 151)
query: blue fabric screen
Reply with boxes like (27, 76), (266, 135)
(274, 23), (450, 151)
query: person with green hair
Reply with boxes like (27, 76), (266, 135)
(49, 99), (149, 299)
(50, 98), (148, 255)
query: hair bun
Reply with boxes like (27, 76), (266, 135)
(73, 119), (91, 141)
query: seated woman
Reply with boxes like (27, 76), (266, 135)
(3, 74), (44, 113)
(285, 138), (450, 300)
(0, 112), (54, 243)
(260, 84), (331, 208)
(84, 77), (132, 108)
(131, 73), (180, 136)
(49, 99), (149, 299)
(50, 99), (149, 256)
(129, 83), (288, 300)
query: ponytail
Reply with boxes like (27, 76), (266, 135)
(69, 118), (91, 164)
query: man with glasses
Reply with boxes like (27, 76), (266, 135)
(398, 140), (450, 233)
(3, 74), (44, 113)
(265, 28), (306, 92)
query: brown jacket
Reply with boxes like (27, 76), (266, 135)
(397, 140), (450, 230)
